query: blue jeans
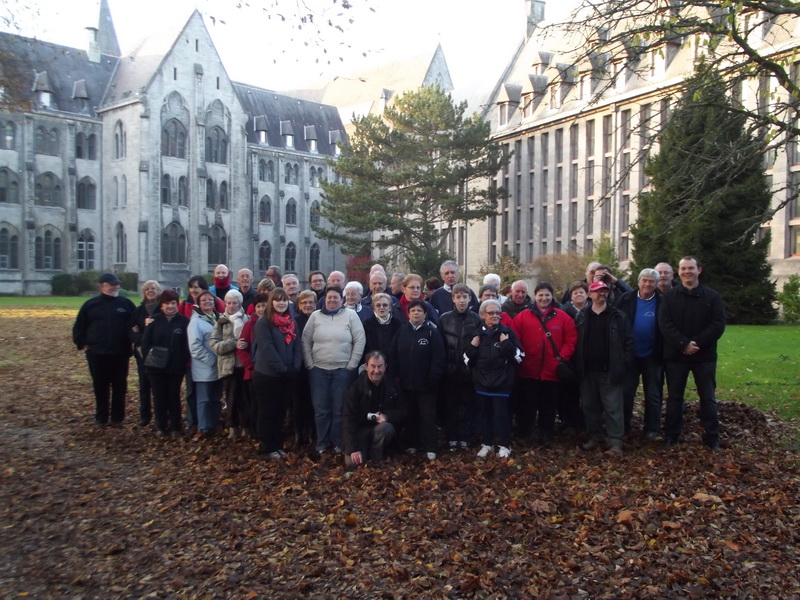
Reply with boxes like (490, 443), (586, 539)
(664, 360), (719, 445)
(309, 367), (355, 452)
(580, 371), (624, 449)
(478, 392), (511, 448)
(622, 354), (664, 434)
(196, 379), (223, 433)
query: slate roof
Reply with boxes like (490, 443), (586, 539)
(0, 31), (118, 117)
(233, 82), (347, 155)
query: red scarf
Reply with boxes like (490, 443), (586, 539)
(399, 295), (412, 319)
(214, 272), (232, 290)
(272, 313), (296, 344)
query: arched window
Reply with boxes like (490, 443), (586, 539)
(259, 196), (271, 223)
(286, 198), (297, 225)
(120, 175), (127, 207)
(47, 129), (60, 155)
(292, 163), (300, 185)
(162, 222), (186, 264)
(76, 177), (96, 209)
(34, 173), (62, 207)
(284, 162), (292, 185)
(205, 126), (227, 164)
(75, 132), (85, 159)
(161, 119), (187, 158)
(35, 227), (61, 270)
(0, 168), (19, 204)
(267, 160), (274, 182)
(219, 181), (229, 210)
(0, 121), (14, 150)
(208, 225), (227, 264)
(206, 179), (215, 208)
(87, 134), (97, 160)
(258, 159), (267, 182)
(178, 176), (188, 207)
(309, 243), (320, 272)
(284, 242), (296, 272)
(77, 229), (95, 270)
(310, 201), (321, 228)
(35, 127), (47, 154)
(258, 241), (271, 272)
(0, 225), (19, 269)
(115, 222), (127, 263)
(114, 121), (126, 159)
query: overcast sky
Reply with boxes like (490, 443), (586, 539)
(2, 0), (580, 97)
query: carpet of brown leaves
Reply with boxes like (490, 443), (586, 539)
(1, 311), (799, 599)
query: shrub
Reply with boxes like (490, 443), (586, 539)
(777, 274), (800, 324)
(75, 270), (101, 294)
(51, 274), (79, 296)
(530, 253), (587, 299)
(118, 272), (139, 293)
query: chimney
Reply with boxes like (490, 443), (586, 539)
(86, 26), (100, 63)
(526, 0), (546, 38)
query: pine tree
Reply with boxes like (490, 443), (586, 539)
(631, 63), (777, 324)
(316, 85), (508, 278)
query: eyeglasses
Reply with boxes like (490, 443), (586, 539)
(373, 303), (390, 308)
(484, 311), (501, 316)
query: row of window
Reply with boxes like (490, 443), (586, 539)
(1, 122), (97, 160)
(257, 197), (320, 226)
(258, 240), (320, 273)
(256, 159), (325, 187)
(160, 119), (228, 165)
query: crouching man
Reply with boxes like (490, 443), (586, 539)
(343, 351), (407, 468)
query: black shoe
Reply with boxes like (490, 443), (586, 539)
(705, 441), (721, 451)
(665, 437), (679, 446)
(110, 421), (124, 429)
(139, 418), (151, 427)
(580, 439), (600, 451)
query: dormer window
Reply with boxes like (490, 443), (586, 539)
(305, 125), (318, 153)
(280, 120), (294, 148)
(34, 71), (54, 109)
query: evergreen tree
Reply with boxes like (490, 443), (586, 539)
(631, 63), (777, 324)
(316, 85), (509, 278)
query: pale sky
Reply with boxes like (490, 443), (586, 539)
(2, 0), (580, 100)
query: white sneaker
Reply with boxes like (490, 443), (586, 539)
(426, 452), (437, 461)
(497, 446), (511, 459)
(448, 440), (458, 452)
(477, 444), (493, 458)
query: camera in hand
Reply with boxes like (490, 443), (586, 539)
(367, 412), (379, 421)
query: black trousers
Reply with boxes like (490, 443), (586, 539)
(86, 352), (129, 424)
(134, 353), (153, 424)
(149, 372), (184, 433)
(253, 374), (293, 453)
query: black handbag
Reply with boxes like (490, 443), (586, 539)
(144, 345), (170, 369)
(538, 316), (576, 383)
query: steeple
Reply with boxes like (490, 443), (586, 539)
(97, 0), (121, 57)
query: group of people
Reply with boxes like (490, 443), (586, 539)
(72, 254), (725, 468)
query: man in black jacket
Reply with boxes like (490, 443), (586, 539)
(72, 273), (136, 427)
(574, 281), (634, 454)
(658, 256), (726, 449)
(343, 351), (407, 468)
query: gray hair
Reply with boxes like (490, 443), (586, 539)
(638, 268), (660, 282)
(479, 299), (503, 315)
(440, 259), (459, 275)
(344, 281), (363, 295)
(224, 289), (243, 304)
(483, 273), (501, 286)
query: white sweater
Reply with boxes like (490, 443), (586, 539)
(302, 308), (365, 371)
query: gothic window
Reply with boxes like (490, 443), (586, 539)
(162, 174), (171, 205)
(0, 225), (19, 269)
(206, 178), (215, 208)
(309, 243), (320, 272)
(258, 160), (267, 182)
(161, 119), (187, 158)
(35, 227), (61, 270)
(284, 162), (291, 185)
(178, 176), (188, 207)
(258, 241), (271, 272)
(208, 225), (227, 264)
(75, 133), (85, 159)
(35, 127), (47, 154)
(259, 196), (271, 223)
(120, 175), (127, 207)
(205, 126), (227, 164)
(267, 160), (274, 182)
(0, 168), (19, 203)
(115, 222), (127, 263)
(219, 181), (229, 210)
(284, 242), (296, 272)
(77, 230), (95, 270)
(87, 134), (97, 160)
(47, 129), (59, 154)
(0, 121), (14, 149)
(114, 121), (126, 159)
(112, 176), (118, 207)
(34, 173), (62, 207)
(286, 198), (297, 225)
(309, 167), (317, 187)
(162, 222), (187, 264)
(310, 201), (321, 228)
(76, 177), (96, 209)
(292, 163), (299, 185)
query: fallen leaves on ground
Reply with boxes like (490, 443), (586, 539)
(1, 311), (799, 598)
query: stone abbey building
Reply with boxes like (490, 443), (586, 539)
(0, 1), (347, 294)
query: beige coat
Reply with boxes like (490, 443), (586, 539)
(210, 309), (249, 378)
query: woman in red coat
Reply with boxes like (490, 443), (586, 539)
(511, 282), (577, 445)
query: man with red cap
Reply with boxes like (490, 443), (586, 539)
(572, 280), (634, 455)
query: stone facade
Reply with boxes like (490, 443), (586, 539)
(0, 3), (346, 294)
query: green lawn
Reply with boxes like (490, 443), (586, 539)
(0, 296), (89, 310)
(717, 324), (800, 421)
